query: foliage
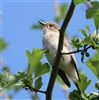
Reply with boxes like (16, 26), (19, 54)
(77, 73), (91, 92)
(86, 50), (99, 79)
(72, 25), (99, 62)
(0, 38), (7, 51)
(74, 0), (85, 5)
(54, 4), (67, 23)
(86, 1), (99, 30)
(26, 49), (50, 78)
(0, 0), (99, 100)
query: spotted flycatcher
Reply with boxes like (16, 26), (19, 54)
(39, 21), (80, 89)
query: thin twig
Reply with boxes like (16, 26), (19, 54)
(30, 88), (46, 94)
(62, 45), (92, 55)
(46, 0), (75, 100)
(25, 84), (46, 94)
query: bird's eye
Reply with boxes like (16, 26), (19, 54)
(49, 24), (53, 27)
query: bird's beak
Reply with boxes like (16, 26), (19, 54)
(39, 21), (46, 26)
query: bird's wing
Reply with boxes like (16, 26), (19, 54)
(64, 37), (80, 81)
(58, 68), (71, 87)
(71, 56), (80, 81)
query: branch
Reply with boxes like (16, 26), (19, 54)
(62, 45), (92, 55)
(46, 0), (75, 100)
(30, 88), (46, 94)
(24, 84), (46, 94)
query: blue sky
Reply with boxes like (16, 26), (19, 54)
(1, 0), (98, 100)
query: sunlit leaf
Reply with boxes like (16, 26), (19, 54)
(26, 48), (43, 68)
(72, 37), (82, 49)
(34, 62), (50, 78)
(86, 51), (99, 79)
(81, 36), (93, 45)
(74, 0), (85, 5)
(77, 73), (91, 92)
(85, 25), (91, 33)
(80, 29), (87, 37)
(0, 72), (21, 89)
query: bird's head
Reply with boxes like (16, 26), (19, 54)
(39, 21), (60, 34)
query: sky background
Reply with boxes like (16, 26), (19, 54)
(0, 0), (98, 100)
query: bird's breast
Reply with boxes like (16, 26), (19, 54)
(43, 32), (59, 64)
(43, 32), (71, 65)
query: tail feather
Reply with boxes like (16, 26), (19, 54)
(58, 68), (71, 87)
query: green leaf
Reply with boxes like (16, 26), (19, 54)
(0, 38), (7, 51)
(92, 32), (99, 45)
(26, 49), (50, 78)
(95, 82), (99, 90)
(34, 62), (50, 78)
(77, 73), (91, 92)
(86, 7), (99, 18)
(74, 0), (85, 5)
(86, 1), (99, 30)
(32, 23), (42, 29)
(26, 48), (43, 68)
(72, 37), (82, 49)
(35, 77), (43, 90)
(86, 51), (99, 79)
(54, 4), (67, 22)
(94, 15), (99, 30)
(60, 4), (67, 19)
(81, 37), (92, 45)
(69, 90), (83, 100)
(80, 29), (87, 37)
(85, 25), (91, 33)
(91, 1), (99, 8)
(0, 72), (21, 89)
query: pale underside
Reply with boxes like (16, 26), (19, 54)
(43, 29), (79, 82)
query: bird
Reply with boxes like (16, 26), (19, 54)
(39, 21), (80, 90)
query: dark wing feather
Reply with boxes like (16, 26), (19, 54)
(64, 37), (80, 82)
(71, 56), (80, 82)
(58, 68), (71, 87)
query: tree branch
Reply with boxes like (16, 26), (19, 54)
(24, 84), (46, 94)
(62, 45), (92, 55)
(30, 88), (46, 94)
(46, 0), (75, 100)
